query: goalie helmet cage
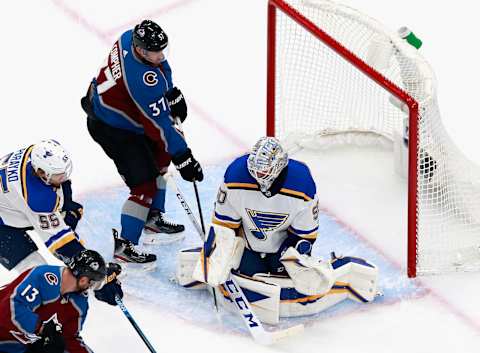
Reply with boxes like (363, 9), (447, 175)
(266, 0), (480, 277)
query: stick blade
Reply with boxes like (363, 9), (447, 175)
(256, 324), (305, 345)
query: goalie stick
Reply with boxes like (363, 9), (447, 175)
(165, 173), (304, 344)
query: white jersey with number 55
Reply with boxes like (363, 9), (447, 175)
(0, 146), (79, 252)
(213, 154), (319, 254)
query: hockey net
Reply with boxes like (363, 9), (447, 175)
(267, 0), (480, 276)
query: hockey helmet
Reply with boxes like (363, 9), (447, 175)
(69, 249), (107, 282)
(30, 139), (72, 184)
(133, 20), (168, 52)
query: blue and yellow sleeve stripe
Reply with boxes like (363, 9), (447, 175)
(212, 211), (242, 229)
(20, 146), (34, 201)
(279, 188), (312, 201)
(288, 225), (318, 240)
(45, 228), (79, 252)
(225, 182), (259, 191)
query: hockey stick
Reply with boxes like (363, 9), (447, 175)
(193, 181), (206, 235)
(192, 179), (220, 312)
(165, 172), (219, 310)
(172, 116), (220, 311)
(166, 174), (304, 344)
(115, 295), (158, 353)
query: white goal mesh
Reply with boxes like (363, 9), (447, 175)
(268, 0), (480, 275)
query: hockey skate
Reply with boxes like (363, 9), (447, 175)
(143, 210), (185, 245)
(113, 229), (157, 271)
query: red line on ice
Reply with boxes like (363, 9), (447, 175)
(321, 207), (480, 334)
(50, 0), (111, 43)
(50, 0), (248, 152)
(49, 0), (480, 336)
(103, 0), (200, 38)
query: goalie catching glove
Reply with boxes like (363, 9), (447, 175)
(193, 224), (245, 287)
(280, 247), (334, 296)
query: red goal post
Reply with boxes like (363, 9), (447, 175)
(266, 0), (480, 277)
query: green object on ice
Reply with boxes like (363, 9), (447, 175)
(398, 26), (422, 49)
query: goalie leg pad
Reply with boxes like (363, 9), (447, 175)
(218, 272), (348, 321)
(216, 273), (281, 325)
(331, 256), (379, 302)
(192, 224), (245, 286)
(254, 273), (348, 319)
(176, 247), (207, 289)
(214, 263), (378, 324)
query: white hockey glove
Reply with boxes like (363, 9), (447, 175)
(280, 247), (334, 296)
(193, 224), (245, 287)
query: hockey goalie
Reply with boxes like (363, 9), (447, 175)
(176, 137), (379, 324)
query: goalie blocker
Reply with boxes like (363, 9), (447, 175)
(176, 224), (379, 324)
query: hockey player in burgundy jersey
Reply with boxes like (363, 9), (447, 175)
(0, 249), (123, 353)
(81, 19), (203, 265)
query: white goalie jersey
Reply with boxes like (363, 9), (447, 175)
(0, 146), (79, 253)
(213, 154), (319, 254)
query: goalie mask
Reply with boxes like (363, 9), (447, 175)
(247, 137), (288, 193)
(30, 140), (73, 185)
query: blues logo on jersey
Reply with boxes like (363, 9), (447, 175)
(246, 209), (289, 240)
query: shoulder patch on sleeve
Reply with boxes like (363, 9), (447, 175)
(43, 272), (59, 286)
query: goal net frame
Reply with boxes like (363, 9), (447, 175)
(267, 0), (426, 278)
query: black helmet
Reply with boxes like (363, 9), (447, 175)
(133, 20), (168, 52)
(69, 249), (107, 282)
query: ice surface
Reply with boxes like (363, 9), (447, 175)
(76, 168), (422, 336)
(1, 0), (480, 352)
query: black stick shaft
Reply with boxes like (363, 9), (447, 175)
(192, 180), (219, 311)
(193, 181), (206, 234)
(115, 296), (157, 353)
